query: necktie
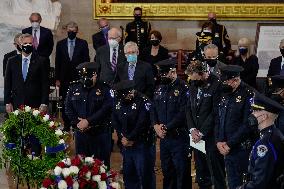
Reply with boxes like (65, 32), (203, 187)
(69, 40), (74, 60)
(33, 29), (39, 49)
(111, 48), (117, 71)
(280, 63), (284, 76)
(22, 58), (28, 81)
(128, 64), (135, 80)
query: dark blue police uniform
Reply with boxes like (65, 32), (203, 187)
(152, 78), (191, 189)
(65, 63), (112, 167)
(112, 80), (155, 189)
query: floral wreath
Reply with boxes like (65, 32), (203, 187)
(0, 105), (67, 187)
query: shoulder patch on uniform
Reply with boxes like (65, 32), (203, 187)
(257, 145), (268, 158)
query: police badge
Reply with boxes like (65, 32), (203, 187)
(236, 96), (242, 103)
(174, 90), (179, 96)
(96, 89), (101, 96)
(132, 103), (137, 110)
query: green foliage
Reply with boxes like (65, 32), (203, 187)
(0, 109), (66, 186)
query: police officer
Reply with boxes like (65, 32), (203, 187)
(125, 7), (151, 51)
(112, 80), (155, 189)
(237, 93), (284, 189)
(269, 75), (284, 135)
(65, 62), (112, 167)
(151, 59), (191, 189)
(185, 61), (226, 189)
(215, 65), (255, 189)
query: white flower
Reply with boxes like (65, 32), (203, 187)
(13, 110), (19, 116)
(32, 110), (40, 116)
(92, 175), (101, 182)
(110, 182), (120, 189)
(55, 129), (63, 136)
(86, 171), (91, 180)
(73, 181), (79, 189)
(85, 157), (94, 164)
(43, 114), (50, 122)
(100, 166), (106, 173)
(49, 121), (55, 127)
(62, 168), (71, 178)
(98, 181), (107, 189)
(69, 166), (79, 175)
(27, 155), (39, 160)
(40, 187), (47, 189)
(59, 139), (65, 144)
(62, 158), (71, 166)
(58, 180), (67, 189)
(24, 106), (31, 112)
(54, 166), (62, 175)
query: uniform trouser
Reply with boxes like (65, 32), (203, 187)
(160, 136), (191, 189)
(224, 148), (250, 189)
(61, 85), (71, 131)
(75, 130), (112, 167)
(194, 149), (226, 189)
(122, 143), (156, 189)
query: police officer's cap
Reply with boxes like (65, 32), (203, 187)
(252, 93), (284, 114)
(76, 62), (98, 71)
(220, 65), (244, 81)
(196, 31), (213, 44)
(271, 75), (284, 88)
(113, 80), (135, 92)
(155, 58), (177, 73)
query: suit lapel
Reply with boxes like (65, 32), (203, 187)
(38, 27), (43, 47)
(64, 39), (70, 61)
(16, 55), (25, 83)
(72, 39), (79, 60)
(25, 54), (36, 82)
(190, 86), (198, 117)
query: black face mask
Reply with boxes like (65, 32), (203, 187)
(205, 59), (217, 67)
(270, 94), (283, 103)
(68, 31), (77, 40)
(160, 77), (172, 85)
(210, 18), (217, 25)
(248, 114), (258, 128)
(280, 48), (284, 57)
(192, 80), (206, 88)
(22, 44), (33, 54)
(150, 40), (160, 46)
(81, 77), (93, 88)
(221, 83), (234, 93)
(16, 44), (22, 52)
(134, 15), (142, 22)
(239, 48), (248, 55)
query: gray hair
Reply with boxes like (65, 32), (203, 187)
(29, 12), (42, 21)
(204, 44), (218, 52)
(14, 33), (22, 43)
(19, 33), (33, 44)
(280, 39), (284, 47)
(66, 21), (79, 30)
(124, 41), (139, 53)
(97, 18), (108, 25)
(108, 27), (122, 38)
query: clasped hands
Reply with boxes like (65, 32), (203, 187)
(217, 142), (230, 156)
(77, 117), (90, 132)
(154, 124), (167, 139)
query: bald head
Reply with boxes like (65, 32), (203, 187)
(108, 27), (122, 42)
(208, 12), (216, 20)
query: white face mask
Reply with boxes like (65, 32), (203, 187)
(108, 39), (119, 48)
(31, 22), (40, 28)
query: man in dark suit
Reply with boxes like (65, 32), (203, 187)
(92, 18), (110, 52)
(117, 41), (155, 99)
(22, 12), (54, 58)
(3, 33), (22, 77)
(96, 27), (125, 86)
(185, 61), (226, 189)
(4, 33), (49, 112)
(267, 39), (284, 77)
(55, 21), (90, 131)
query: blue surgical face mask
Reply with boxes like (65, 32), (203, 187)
(126, 54), (137, 63)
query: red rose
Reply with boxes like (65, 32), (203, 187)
(42, 178), (53, 188)
(91, 182), (97, 189)
(57, 162), (65, 168)
(71, 156), (81, 166)
(94, 159), (102, 166)
(79, 179), (87, 188)
(92, 166), (99, 175)
(19, 105), (25, 110)
(65, 176), (73, 187)
(101, 173), (107, 181)
(79, 165), (89, 177)
(109, 170), (118, 178)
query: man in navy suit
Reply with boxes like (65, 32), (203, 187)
(55, 21), (90, 131)
(22, 12), (54, 58)
(4, 33), (49, 112)
(92, 18), (110, 52)
(268, 39), (284, 77)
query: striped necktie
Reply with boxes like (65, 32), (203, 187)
(111, 48), (117, 71)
